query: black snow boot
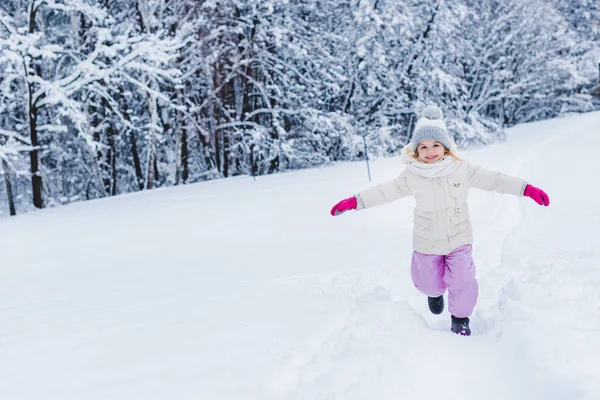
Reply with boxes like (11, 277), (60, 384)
(427, 295), (444, 315)
(451, 315), (471, 336)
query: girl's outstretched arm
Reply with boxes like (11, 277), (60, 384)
(357, 172), (412, 209)
(468, 163), (549, 206)
(468, 163), (527, 195)
(330, 172), (412, 216)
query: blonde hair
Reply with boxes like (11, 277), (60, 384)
(411, 148), (463, 162)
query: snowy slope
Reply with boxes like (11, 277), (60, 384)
(1, 112), (599, 400)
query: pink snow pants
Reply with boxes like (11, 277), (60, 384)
(411, 244), (478, 318)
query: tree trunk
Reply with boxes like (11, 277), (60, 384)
(406, 112), (416, 142)
(135, 0), (147, 33)
(120, 88), (144, 191)
(174, 117), (182, 186)
(28, 105), (43, 209)
(153, 154), (160, 185)
(129, 131), (144, 190)
(27, 1), (43, 209)
(175, 119), (189, 185)
(144, 87), (162, 189)
(210, 64), (222, 174)
(108, 127), (117, 195)
(146, 142), (156, 190)
(2, 159), (16, 216)
(223, 130), (229, 177)
(91, 105), (108, 198)
(181, 129), (189, 183)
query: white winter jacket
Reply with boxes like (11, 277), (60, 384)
(356, 146), (527, 255)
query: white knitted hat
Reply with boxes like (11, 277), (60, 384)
(411, 105), (452, 151)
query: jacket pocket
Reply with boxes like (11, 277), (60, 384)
(414, 210), (434, 239)
(448, 212), (471, 237)
(450, 211), (469, 225)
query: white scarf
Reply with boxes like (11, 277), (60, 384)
(406, 156), (458, 178)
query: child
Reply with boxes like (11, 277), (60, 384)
(329, 105), (549, 336)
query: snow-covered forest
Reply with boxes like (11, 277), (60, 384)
(0, 0), (599, 216)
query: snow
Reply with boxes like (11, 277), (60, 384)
(1, 112), (600, 399)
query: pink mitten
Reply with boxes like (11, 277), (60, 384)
(524, 184), (550, 206)
(330, 196), (357, 216)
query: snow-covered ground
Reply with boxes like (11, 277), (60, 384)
(1, 112), (599, 400)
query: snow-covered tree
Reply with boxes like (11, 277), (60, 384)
(421, 0), (594, 145)
(0, 0), (597, 216)
(0, 0), (182, 210)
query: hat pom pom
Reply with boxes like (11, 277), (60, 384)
(421, 105), (443, 120)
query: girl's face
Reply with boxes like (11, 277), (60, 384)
(416, 140), (446, 163)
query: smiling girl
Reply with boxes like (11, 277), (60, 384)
(329, 105), (550, 336)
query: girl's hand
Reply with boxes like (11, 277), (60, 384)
(524, 184), (550, 206)
(330, 196), (357, 216)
